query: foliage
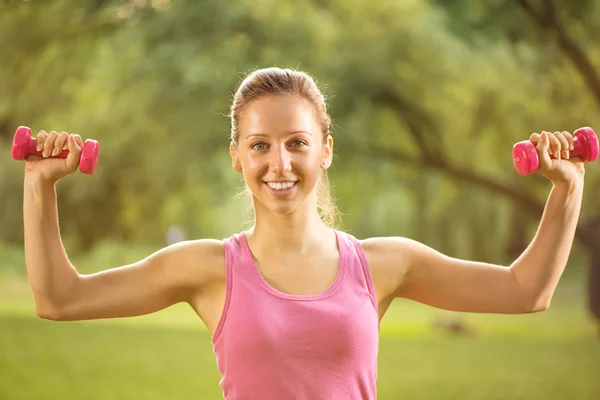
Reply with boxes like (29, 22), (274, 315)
(0, 0), (598, 266)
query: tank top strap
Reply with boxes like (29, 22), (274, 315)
(334, 230), (378, 312)
(212, 233), (246, 344)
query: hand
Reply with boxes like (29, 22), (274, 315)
(529, 131), (585, 183)
(24, 130), (84, 184)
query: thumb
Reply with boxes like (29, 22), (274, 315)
(65, 134), (82, 171)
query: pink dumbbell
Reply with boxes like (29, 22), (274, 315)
(11, 126), (100, 175)
(512, 127), (599, 176)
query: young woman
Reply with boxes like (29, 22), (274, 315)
(23, 67), (585, 399)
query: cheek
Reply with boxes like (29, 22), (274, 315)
(243, 153), (264, 173)
(240, 153), (266, 187)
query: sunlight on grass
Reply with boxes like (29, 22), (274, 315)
(2, 263), (599, 399)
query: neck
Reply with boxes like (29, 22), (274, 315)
(247, 203), (332, 254)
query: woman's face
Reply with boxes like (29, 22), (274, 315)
(230, 94), (333, 217)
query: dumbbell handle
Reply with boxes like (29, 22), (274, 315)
(21, 136), (70, 159)
(554, 137), (584, 158)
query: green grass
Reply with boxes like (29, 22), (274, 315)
(1, 263), (599, 399)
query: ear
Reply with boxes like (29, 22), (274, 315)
(229, 142), (243, 173)
(321, 135), (334, 170)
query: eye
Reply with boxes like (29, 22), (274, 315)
(289, 140), (307, 147)
(251, 142), (269, 151)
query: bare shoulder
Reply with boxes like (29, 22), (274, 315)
(359, 236), (420, 302)
(162, 238), (226, 287)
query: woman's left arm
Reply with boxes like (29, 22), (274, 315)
(365, 130), (586, 314)
(510, 177), (583, 312)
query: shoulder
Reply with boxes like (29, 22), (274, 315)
(155, 238), (227, 288)
(359, 235), (417, 264)
(357, 236), (423, 300)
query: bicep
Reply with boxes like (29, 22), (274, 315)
(48, 240), (223, 321)
(394, 239), (531, 314)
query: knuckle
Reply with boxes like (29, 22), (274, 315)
(36, 132), (47, 143)
(43, 132), (57, 156)
(35, 131), (48, 151)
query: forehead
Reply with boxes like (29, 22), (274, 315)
(238, 94), (318, 139)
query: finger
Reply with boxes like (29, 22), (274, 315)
(529, 132), (541, 145)
(35, 130), (48, 152)
(65, 133), (82, 171)
(547, 131), (562, 160)
(73, 134), (84, 148)
(553, 131), (570, 159)
(52, 132), (70, 156)
(562, 131), (574, 152)
(535, 131), (552, 164)
(43, 131), (59, 158)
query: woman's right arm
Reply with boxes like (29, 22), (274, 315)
(23, 131), (223, 321)
(25, 175), (223, 321)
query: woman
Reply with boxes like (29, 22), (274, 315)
(23, 67), (585, 399)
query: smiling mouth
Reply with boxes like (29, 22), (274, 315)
(263, 181), (298, 192)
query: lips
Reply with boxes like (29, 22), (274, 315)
(263, 181), (298, 196)
(264, 181), (297, 190)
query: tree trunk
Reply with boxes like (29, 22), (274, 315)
(589, 248), (600, 320)
(574, 217), (600, 332)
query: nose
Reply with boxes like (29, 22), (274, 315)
(270, 144), (292, 174)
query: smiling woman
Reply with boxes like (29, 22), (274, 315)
(229, 67), (340, 228)
(21, 66), (588, 400)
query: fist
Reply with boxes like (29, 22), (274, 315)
(24, 130), (84, 183)
(529, 130), (585, 183)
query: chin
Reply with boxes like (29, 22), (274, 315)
(255, 195), (303, 217)
(261, 198), (299, 216)
(273, 202), (302, 215)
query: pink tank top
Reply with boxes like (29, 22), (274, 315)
(211, 230), (380, 400)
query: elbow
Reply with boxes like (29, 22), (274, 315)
(33, 275), (80, 321)
(530, 301), (550, 313)
(510, 269), (551, 313)
(524, 296), (551, 313)
(35, 304), (57, 320)
(35, 301), (65, 321)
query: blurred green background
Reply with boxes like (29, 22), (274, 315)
(1, 0), (600, 399)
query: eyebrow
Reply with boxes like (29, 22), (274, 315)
(245, 130), (313, 140)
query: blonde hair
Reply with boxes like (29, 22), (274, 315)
(230, 67), (340, 228)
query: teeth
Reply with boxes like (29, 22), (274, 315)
(267, 181), (295, 190)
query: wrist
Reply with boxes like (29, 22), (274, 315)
(552, 176), (584, 193)
(24, 173), (57, 191)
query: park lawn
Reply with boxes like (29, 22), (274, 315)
(1, 271), (599, 399)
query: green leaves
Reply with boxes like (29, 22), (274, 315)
(1, 0), (598, 266)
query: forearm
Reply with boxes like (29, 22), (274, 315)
(510, 178), (584, 311)
(24, 176), (79, 311)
